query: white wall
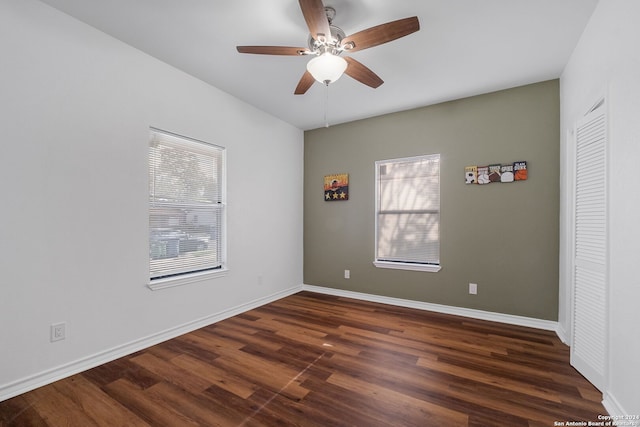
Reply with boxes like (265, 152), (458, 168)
(560, 0), (640, 415)
(0, 0), (303, 400)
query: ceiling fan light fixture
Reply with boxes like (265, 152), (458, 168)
(306, 52), (347, 85)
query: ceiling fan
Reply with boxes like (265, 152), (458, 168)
(236, 0), (420, 95)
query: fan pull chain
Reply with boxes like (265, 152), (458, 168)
(324, 82), (330, 128)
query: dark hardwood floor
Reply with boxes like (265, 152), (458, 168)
(1, 291), (606, 426)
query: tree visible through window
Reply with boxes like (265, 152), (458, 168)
(149, 128), (225, 282)
(374, 154), (441, 272)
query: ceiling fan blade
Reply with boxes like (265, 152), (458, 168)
(298, 0), (331, 41)
(294, 70), (316, 95)
(341, 16), (420, 53)
(344, 57), (384, 89)
(237, 46), (309, 56)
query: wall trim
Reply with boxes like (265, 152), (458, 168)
(602, 392), (628, 419)
(556, 322), (569, 345)
(0, 285), (302, 403)
(302, 284), (560, 333)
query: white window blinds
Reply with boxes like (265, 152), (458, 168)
(375, 154), (440, 268)
(149, 128), (225, 281)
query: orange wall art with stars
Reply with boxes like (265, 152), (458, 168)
(324, 173), (349, 201)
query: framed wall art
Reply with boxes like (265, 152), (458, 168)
(464, 161), (527, 185)
(324, 173), (349, 201)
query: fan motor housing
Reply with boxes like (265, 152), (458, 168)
(308, 24), (346, 53)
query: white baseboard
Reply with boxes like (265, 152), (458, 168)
(602, 391), (629, 418)
(302, 284), (560, 332)
(0, 285), (302, 403)
(555, 322), (569, 345)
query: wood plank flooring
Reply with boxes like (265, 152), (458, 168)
(0, 291), (606, 426)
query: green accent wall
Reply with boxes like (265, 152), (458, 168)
(304, 80), (560, 320)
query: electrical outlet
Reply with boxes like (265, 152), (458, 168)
(50, 322), (66, 342)
(469, 283), (478, 295)
(344, 270), (350, 279)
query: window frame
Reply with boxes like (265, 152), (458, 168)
(374, 154), (442, 273)
(147, 127), (227, 290)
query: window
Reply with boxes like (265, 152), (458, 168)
(148, 128), (226, 288)
(374, 154), (441, 272)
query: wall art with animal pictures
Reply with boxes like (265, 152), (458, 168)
(465, 161), (527, 184)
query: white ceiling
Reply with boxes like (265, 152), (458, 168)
(39, 0), (598, 130)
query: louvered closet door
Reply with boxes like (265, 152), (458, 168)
(571, 103), (607, 392)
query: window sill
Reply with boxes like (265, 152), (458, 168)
(373, 261), (441, 273)
(148, 268), (228, 291)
